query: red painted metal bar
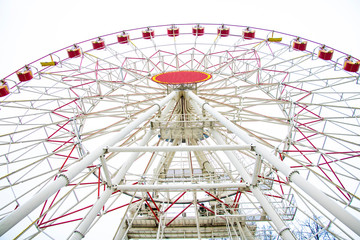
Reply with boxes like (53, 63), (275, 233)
(261, 69), (289, 74)
(320, 154), (350, 200)
(292, 145), (349, 200)
(277, 153), (286, 195)
(338, 154), (360, 161)
(73, 101), (83, 112)
(234, 192), (242, 209)
(232, 191), (240, 208)
(48, 140), (75, 144)
(147, 192), (160, 212)
(197, 202), (215, 215)
(295, 127), (317, 150)
(39, 189), (62, 225)
(296, 103), (323, 119)
(123, 68), (151, 74)
(296, 133), (318, 142)
(52, 137), (75, 153)
(296, 92), (312, 102)
(292, 145), (317, 164)
(106, 199), (142, 214)
(277, 175), (285, 195)
(179, 60), (192, 69)
(95, 60), (99, 80)
(204, 191), (230, 208)
(70, 88), (80, 98)
(326, 151), (360, 154)
(39, 205), (93, 226)
(59, 145), (77, 170)
(97, 167), (101, 198)
(265, 41), (274, 56)
(279, 153), (289, 183)
(195, 54), (207, 71)
(258, 175), (287, 184)
(120, 57), (146, 67)
(144, 199), (159, 222)
(69, 81), (96, 89)
(37, 200), (48, 225)
(53, 99), (78, 112)
(164, 192), (187, 213)
(149, 50), (161, 58)
(295, 120), (323, 134)
(282, 150), (317, 153)
(51, 111), (70, 119)
(148, 59), (162, 72)
(54, 153), (78, 160)
(282, 83), (310, 93)
(302, 117), (324, 127)
(67, 182), (99, 186)
(47, 121), (71, 139)
(166, 203), (192, 227)
(40, 218), (83, 228)
(194, 59), (205, 70)
(264, 194), (283, 199)
(148, 61), (161, 74)
(103, 184), (106, 211)
(162, 61), (177, 69)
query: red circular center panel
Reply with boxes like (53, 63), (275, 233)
(152, 71), (212, 85)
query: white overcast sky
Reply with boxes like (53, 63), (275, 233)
(0, 0), (359, 79)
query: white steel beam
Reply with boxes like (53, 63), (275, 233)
(186, 89), (360, 237)
(251, 154), (262, 186)
(100, 155), (112, 186)
(193, 192), (202, 240)
(107, 144), (252, 153)
(114, 182), (248, 192)
(0, 91), (178, 237)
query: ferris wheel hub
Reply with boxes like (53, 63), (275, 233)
(151, 70), (212, 85)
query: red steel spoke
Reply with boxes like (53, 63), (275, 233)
(166, 203), (192, 227)
(39, 205), (93, 226)
(164, 192), (187, 213)
(144, 199), (159, 222)
(106, 199), (142, 214)
(147, 192), (160, 212)
(204, 191), (230, 208)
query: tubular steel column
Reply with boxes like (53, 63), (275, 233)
(186, 90), (360, 237)
(0, 91), (178, 237)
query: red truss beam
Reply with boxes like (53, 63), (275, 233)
(164, 192), (187, 213)
(144, 199), (159, 222)
(166, 203), (193, 227)
(204, 191), (230, 208)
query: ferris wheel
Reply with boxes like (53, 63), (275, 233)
(0, 23), (360, 240)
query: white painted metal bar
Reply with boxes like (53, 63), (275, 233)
(187, 89), (360, 237)
(107, 144), (252, 153)
(0, 91), (178, 237)
(193, 192), (202, 240)
(251, 154), (262, 186)
(115, 182), (248, 192)
(100, 155), (112, 186)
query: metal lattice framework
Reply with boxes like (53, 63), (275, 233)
(0, 23), (359, 240)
